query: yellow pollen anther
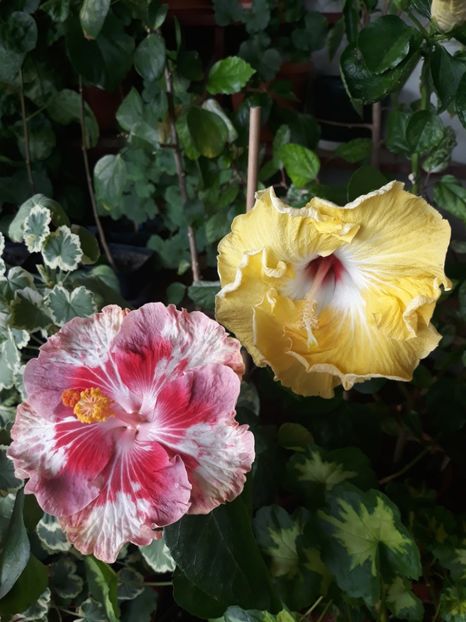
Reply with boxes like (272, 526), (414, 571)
(62, 387), (114, 424)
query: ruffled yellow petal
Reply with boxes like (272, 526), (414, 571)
(431, 0), (466, 31)
(216, 182), (451, 398)
(308, 182), (451, 341)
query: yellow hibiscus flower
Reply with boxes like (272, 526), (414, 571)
(216, 182), (451, 398)
(431, 0), (466, 31)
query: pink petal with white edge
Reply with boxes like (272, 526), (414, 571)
(60, 439), (191, 562)
(24, 305), (126, 416)
(141, 364), (255, 514)
(112, 303), (244, 399)
(8, 402), (113, 516)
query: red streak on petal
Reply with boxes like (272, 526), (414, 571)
(306, 254), (344, 285)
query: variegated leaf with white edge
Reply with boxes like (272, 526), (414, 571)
(36, 513), (71, 553)
(51, 558), (84, 599)
(0, 445), (22, 494)
(0, 232), (5, 277)
(76, 598), (108, 622)
(10, 588), (51, 622)
(11, 589), (51, 622)
(22, 205), (51, 253)
(140, 537), (176, 573)
(41, 225), (83, 271)
(0, 330), (21, 390)
(46, 285), (97, 326)
(117, 567), (144, 601)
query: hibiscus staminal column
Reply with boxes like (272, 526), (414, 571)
(216, 183), (451, 398)
(8, 303), (254, 562)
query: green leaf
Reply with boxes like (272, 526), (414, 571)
(213, 0), (243, 26)
(71, 225), (100, 264)
(207, 56), (255, 95)
(347, 165), (388, 202)
(456, 71), (466, 129)
(76, 598), (108, 622)
(173, 568), (225, 619)
(10, 288), (51, 332)
(422, 125), (456, 173)
(117, 567), (144, 601)
(116, 88), (159, 145)
(22, 204), (51, 253)
(46, 285), (97, 325)
(9, 194), (69, 244)
(279, 144), (320, 188)
(202, 99), (238, 143)
(51, 558), (83, 599)
(254, 506), (330, 610)
(188, 280), (220, 312)
(85, 557), (120, 622)
(431, 45), (466, 110)
(319, 486), (421, 603)
(439, 585), (466, 622)
(0, 330), (21, 391)
(36, 513), (71, 553)
(15, 114), (55, 162)
(14, 587), (50, 621)
(341, 43), (419, 105)
(0, 555), (47, 617)
(288, 445), (376, 501)
(122, 587), (158, 622)
(94, 154), (128, 210)
(47, 89), (99, 148)
(433, 174), (466, 223)
(0, 489), (30, 599)
(277, 423), (313, 450)
(358, 16), (413, 74)
(42, 225), (83, 271)
(187, 107), (228, 158)
(0, 447), (22, 494)
(3, 12), (37, 54)
(65, 13), (134, 91)
(254, 506), (307, 578)
(385, 108), (411, 154)
(224, 609), (297, 622)
(140, 537), (176, 573)
(386, 577), (423, 621)
(165, 495), (276, 611)
(80, 0), (111, 39)
(335, 138), (372, 163)
(134, 33), (166, 81)
(291, 12), (327, 53)
(406, 110), (445, 155)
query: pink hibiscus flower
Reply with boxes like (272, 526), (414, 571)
(8, 303), (254, 562)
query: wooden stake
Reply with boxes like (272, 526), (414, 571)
(246, 106), (261, 212)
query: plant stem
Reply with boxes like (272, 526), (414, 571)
(144, 580), (173, 587)
(371, 102), (382, 169)
(411, 59), (431, 195)
(78, 77), (116, 272)
(164, 66), (201, 283)
(315, 600), (332, 622)
(19, 69), (36, 193)
(379, 446), (430, 485)
(300, 595), (323, 620)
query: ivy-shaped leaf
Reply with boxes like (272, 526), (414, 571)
(319, 485), (421, 603)
(439, 585), (466, 622)
(140, 537), (176, 573)
(117, 567), (144, 601)
(42, 225), (83, 271)
(386, 577), (423, 621)
(13, 587), (51, 622)
(51, 558), (83, 599)
(0, 446), (21, 494)
(10, 288), (51, 332)
(0, 330), (21, 391)
(0, 232), (5, 276)
(36, 513), (71, 553)
(46, 285), (97, 326)
(254, 506), (330, 610)
(22, 204), (51, 253)
(76, 598), (108, 622)
(288, 445), (376, 502)
(9, 194), (69, 244)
